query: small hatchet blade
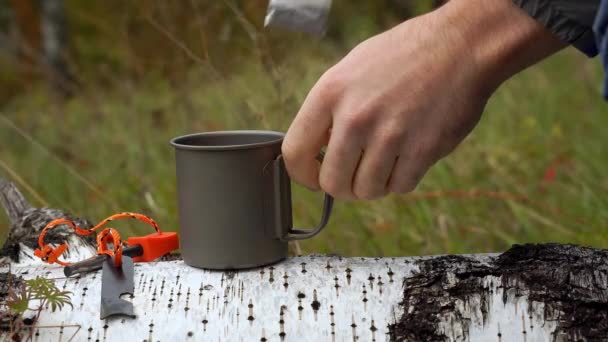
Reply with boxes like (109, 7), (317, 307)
(100, 255), (136, 320)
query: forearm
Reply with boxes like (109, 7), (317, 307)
(434, 0), (567, 94)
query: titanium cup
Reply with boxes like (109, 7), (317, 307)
(170, 130), (333, 270)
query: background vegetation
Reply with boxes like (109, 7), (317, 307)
(0, 1), (606, 257)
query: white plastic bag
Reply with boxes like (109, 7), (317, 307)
(264, 0), (332, 36)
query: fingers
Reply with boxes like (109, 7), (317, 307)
(320, 121), (403, 200)
(282, 75), (337, 190)
(318, 124), (364, 200)
(386, 152), (431, 194)
(351, 134), (400, 200)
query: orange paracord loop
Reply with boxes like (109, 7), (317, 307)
(96, 228), (124, 267)
(34, 212), (163, 267)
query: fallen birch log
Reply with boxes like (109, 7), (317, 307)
(0, 178), (607, 341)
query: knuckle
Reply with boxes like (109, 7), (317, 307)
(377, 128), (404, 147)
(316, 68), (346, 100)
(341, 112), (370, 132)
(281, 139), (300, 162)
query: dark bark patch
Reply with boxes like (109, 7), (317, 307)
(388, 243), (608, 341)
(1, 208), (93, 262)
(0, 271), (24, 332)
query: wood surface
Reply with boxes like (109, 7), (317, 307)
(1, 178), (606, 342)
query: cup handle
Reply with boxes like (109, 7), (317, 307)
(266, 154), (334, 242)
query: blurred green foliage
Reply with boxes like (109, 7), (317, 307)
(0, 1), (606, 257)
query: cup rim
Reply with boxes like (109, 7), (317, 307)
(170, 130), (285, 151)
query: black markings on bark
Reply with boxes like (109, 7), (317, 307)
(371, 319), (377, 341)
(167, 287), (174, 309)
(81, 286), (88, 308)
(202, 318), (208, 332)
(345, 267), (352, 285)
(351, 315), (357, 342)
(184, 287), (191, 312)
(297, 293), (304, 320)
(387, 268), (394, 283)
(269, 267), (274, 283)
(498, 324), (502, 342)
(102, 321), (108, 341)
(329, 304), (336, 339)
(248, 299), (255, 322)
(311, 289), (320, 321)
(388, 243), (608, 342)
(241, 280), (246, 303)
(225, 271), (237, 281)
(362, 285), (368, 311)
(521, 312), (527, 338)
(279, 305), (286, 341)
(301, 262), (307, 274)
(283, 272), (289, 290)
(223, 286), (229, 306)
(334, 276), (340, 296)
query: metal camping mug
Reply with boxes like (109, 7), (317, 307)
(170, 131), (333, 269)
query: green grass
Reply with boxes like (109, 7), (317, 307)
(1, 46), (607, 257)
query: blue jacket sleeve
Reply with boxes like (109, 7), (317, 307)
(595, 0), (608, 99)
(514, 0), (607, 99)
(513, 0), (600, 56)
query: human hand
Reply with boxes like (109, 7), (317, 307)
(282, 0), (565, 200)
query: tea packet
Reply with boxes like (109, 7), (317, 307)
(264, 0), (332, 37)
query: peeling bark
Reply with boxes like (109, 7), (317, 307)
(389, 244), (608, 341)
(0, 271), (24, 333)
(0, 178), (93, 263)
